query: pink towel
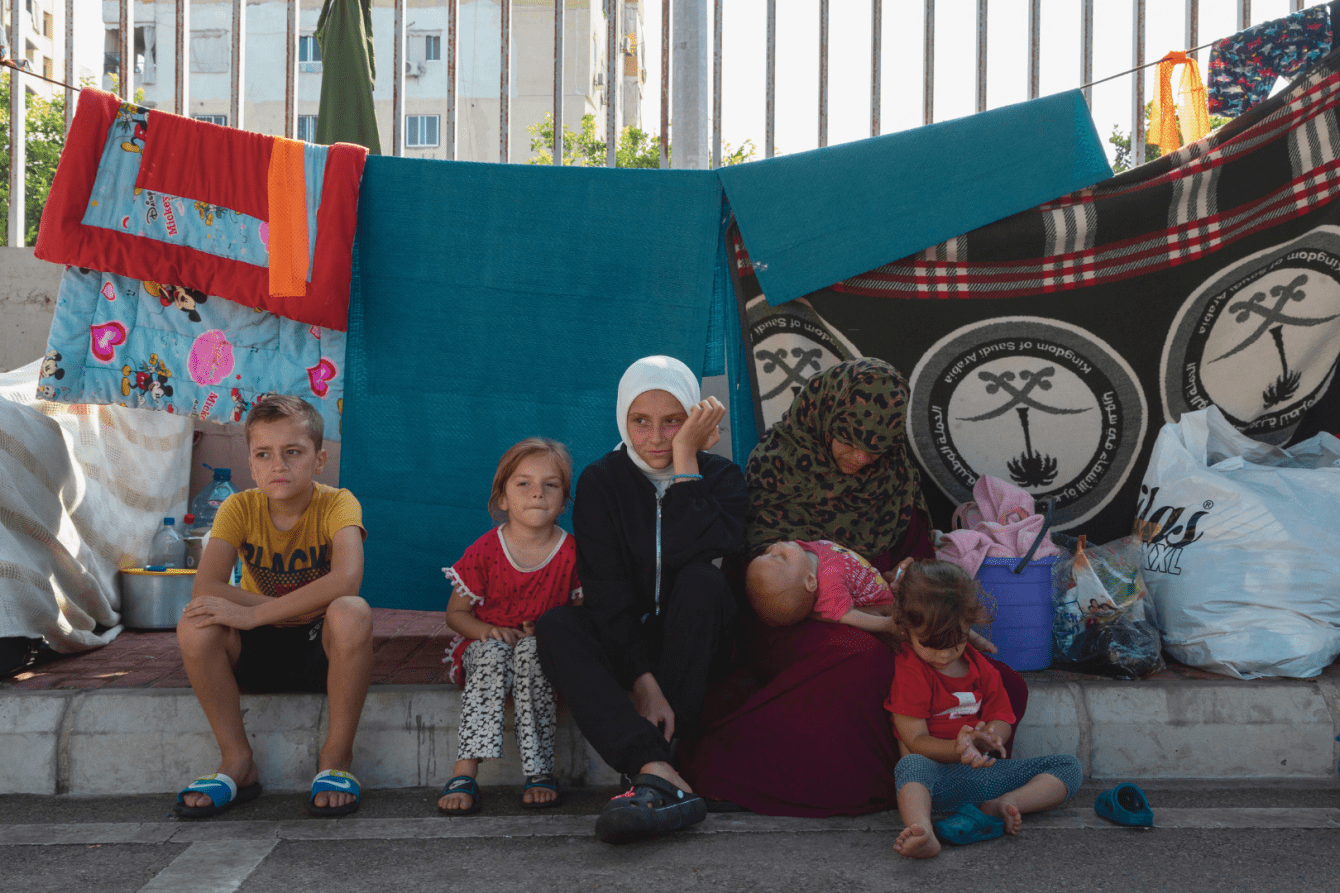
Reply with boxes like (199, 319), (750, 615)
(935, 475), (1061, 577)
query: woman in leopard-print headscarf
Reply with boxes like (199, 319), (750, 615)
(682, 358), (1028, 819)
(744, 357), (928, 563)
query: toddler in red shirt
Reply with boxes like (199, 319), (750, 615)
(886, 560), (1081, 859)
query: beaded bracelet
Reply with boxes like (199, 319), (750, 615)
(670, 473), (703, 482)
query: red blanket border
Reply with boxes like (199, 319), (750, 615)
(35, 88), (366, 332)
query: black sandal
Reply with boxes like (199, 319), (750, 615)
(594, 773), (707, 844)
(437, 775), (482, 816)
(522, 773), (563, 810)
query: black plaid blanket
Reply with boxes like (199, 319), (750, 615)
(737, 49), (1340, 542)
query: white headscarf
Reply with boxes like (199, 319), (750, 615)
(616, 355), (701, 486)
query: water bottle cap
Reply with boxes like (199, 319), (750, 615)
(214, 468), (232, 481)
(163, 517), (175, 525)
(184, 513), (195, 524)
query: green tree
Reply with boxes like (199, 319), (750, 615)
(527, 113), (756, 168)
(1109, 101), (1230, 173)
(0, 75), (71, 245)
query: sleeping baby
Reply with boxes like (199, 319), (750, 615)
(745, 540), (901, 635)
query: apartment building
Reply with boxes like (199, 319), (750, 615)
(103, 0), (647, 162)
(3, 0), (101, 98)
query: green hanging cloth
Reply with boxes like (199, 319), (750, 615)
(314, 0), (382, 154)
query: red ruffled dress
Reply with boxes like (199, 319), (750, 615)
(441, 527), (582, 684)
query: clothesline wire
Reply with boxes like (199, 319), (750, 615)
(0, 35), (1287, 119)
(1078, 42), (1219, 91)
(0, 48), (1229, 119)
(0, 57), (81, 93)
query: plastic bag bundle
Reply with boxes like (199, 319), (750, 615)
(1051, 535), (1165, 679)
(1136, 406), (1340, 679)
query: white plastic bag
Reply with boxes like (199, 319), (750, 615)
(1136, 405), (1340, 679)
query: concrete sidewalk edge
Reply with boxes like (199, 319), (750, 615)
(2, 679), (1338, 796)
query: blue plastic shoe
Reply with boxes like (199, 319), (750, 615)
(1093, 782), (1153, 827)
(174, 772), (262, 818)
(308, 768), (361, 818)
(932, 804), (1005, 845)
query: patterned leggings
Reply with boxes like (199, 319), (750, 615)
(894, 753), (1083, 813)
(457, 637), (556, 776)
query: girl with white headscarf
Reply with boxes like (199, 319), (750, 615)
(537, 356), (747, 844)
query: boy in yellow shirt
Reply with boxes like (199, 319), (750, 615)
(175, 395), (372, 818)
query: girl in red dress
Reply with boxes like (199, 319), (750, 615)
(435, 438), (582, 815)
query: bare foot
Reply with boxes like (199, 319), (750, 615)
(894, 823), (942, 859)
(981, 800), (1023, 835)
(181, 758), (258, 810)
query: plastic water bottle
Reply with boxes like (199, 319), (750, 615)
(182, 513), (206, 569)
(190, 467), (238, 528)
(148, 517), (185, 569)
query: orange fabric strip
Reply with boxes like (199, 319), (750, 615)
(267, 137), (310, 298)
(1149, 51), (1211, 151)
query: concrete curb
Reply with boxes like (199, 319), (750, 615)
(5, 808), (1340, 846)
(2, 678), (1338, 795)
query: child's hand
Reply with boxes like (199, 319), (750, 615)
(967, 627), (998, 655)
(183, 595), (257, 631)
(956, 723), (1000, 768)
(486, 625), (522, 646)
(520, 620), (536, 637)
(673, 397), (727, 458)
(882, 557), (913, 589)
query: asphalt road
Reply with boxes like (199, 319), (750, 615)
(4, 782), (1338, 893)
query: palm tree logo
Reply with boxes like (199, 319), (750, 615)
(959, 366), (1090, 488)
(1207, 273), (1338, 408)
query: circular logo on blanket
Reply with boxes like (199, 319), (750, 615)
(1163, 227), (1340, 444)
(908, 317), (1147, 530)
(746, 296), (863, 430)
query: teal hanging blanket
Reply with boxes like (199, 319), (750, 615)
(342, 157), (725, 610)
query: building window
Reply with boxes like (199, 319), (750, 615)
(424, 34), (440, 62)
(190, 30), (228, 73)
(298, 114), (318, 142)
(43, 12), (52, 38)
(407, 115), (439, 148)
(135, 25), (156, 84)
(299, 35), (321, 63)
(193, 114), (227, 126)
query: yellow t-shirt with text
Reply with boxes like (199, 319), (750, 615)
(210, 483), (365, 602)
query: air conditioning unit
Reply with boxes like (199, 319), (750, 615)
(405, 60), (427, 77)
(300, 62), (318, 73)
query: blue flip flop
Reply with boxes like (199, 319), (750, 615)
(308, 769), (361, 817)
(1093, 782), (1153, 827)
(932, 804), (1005, 845)
(174, 772), (262, 818)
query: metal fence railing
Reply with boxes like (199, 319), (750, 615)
(3, 0), (1316, 246)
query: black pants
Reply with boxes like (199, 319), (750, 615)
(536, 561), (735, 775)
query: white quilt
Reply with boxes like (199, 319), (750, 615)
(0, 359), (192, 651)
